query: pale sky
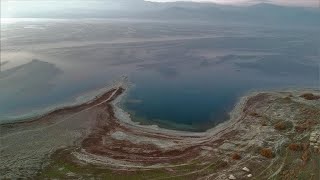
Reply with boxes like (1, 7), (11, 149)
(148, 0), (319, 7)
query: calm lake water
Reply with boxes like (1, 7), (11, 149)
(124, 53), (318, 131)
(1, 19), (319, 130)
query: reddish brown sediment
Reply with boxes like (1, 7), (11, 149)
(73, 90), (317, 170)
(80, 102), (202, 165)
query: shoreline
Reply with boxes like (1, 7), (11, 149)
(0, 76), (128, 125)
(112, 86), (319, 135)
(1, 79), (318, 132)
(1, 83), (319, 179)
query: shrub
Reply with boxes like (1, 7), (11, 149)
(288, 143), (302, 151)
(300, 93), (320, 100)
(295, 120), (316, 133)
(249, 112), (261, 117)
(283, 96), (292, 102)
(216, 160), (229, 169)
(274, 121), (286, 131)
(231, 153), (241, 160)
(260, 148), (274, 158)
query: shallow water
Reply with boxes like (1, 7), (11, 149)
(1, 19), (319, 130)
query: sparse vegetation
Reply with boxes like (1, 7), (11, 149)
(3, 88), (319, 179)
(288, 143), (302, 151)
(295, 125), (308, 133)
(282, 96), (292, 102)
(300, 93), (320, 100)
(274, 121), (287, 131)
(231, 153), (241, 160)
(295, 120), (317, 133)
(301, 150), (310, 164)
(249, 112), (261, 117)
(301, 143), (309, 151)
(260, 148), (274, 158)
(216, 160), (229, 169)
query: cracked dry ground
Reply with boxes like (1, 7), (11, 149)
(1, 90), (320, 179)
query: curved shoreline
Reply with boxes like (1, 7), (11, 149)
(1, 82), (318, 132)
(113, 86), (319, 135)
(0, 76), (128, 125)
(51, 87), (320, 179)
(1, 85), (320, 179)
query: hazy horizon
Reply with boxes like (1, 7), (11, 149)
(1, 0), (319, 21)
(148, 0), (319, 7)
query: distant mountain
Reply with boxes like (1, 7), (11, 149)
(143, 2), (320, 26)
(243, 3), (320, 26)
(4, 1), (320, 27)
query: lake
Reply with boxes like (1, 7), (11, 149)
(1, 19), (319, 130)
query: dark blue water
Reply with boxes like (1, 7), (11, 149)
(124, 57), (318, 131)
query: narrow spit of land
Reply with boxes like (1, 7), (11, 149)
(1, 86), (319, 180)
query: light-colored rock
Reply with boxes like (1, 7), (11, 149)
(201, 146), (213, 151)
(229, 174), (236, 180)
(66, 172), (76, 177)
(242, 167), (250, 172)
(220, 143), (236, 151)
(247, 174), (253, 178)
(310, 138), (316, 142)
(110, 131), (176, 149)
